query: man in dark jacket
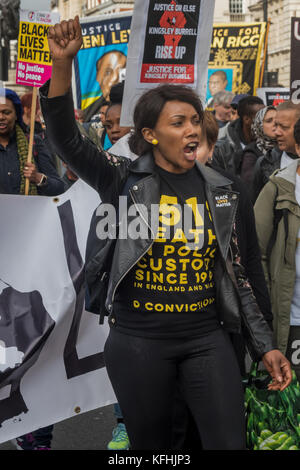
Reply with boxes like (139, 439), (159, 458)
(253, 101), (300, 201)
(212, 96), (264, 175)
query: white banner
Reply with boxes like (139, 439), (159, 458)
(120, 0), (216, 126)
(256, 87), (290, 106)
(0, 180), (116, 444)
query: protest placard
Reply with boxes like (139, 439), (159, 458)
(16, 9), (59, 88)
(16, 8), (60, 195)
(291, 18), (300, 104)
(139, 0), (201, 85)
(120, 0), (215, 127)
(73, 13), (131, 119)
(206, 23), (266, 105)
(256, 87), (290, 106)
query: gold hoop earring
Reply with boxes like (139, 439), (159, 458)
(152, 139), (158, 146)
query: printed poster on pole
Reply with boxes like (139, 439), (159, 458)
(73, 13), (132, 114)
(206, 23), (266, 106)
(120, 0), (215, 127)
(16, 9), (60, 88)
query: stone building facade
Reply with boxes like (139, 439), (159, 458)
(83, 0), (134, 17)
(58, 0), (252, 22)
(57, 0), (134, 19)
(248, 0), (300, 86)
(214, 0), (252, 23)
(57, 0), (84, 20)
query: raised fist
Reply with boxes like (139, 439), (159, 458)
(48, 16), (83, 62)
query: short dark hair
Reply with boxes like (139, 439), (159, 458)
(237, 96), (264, 119)
(104, 82), (125, 117)
(294, 118), (300, 145)
(128, 84), (204, 156)
(109, 81), (124, 106)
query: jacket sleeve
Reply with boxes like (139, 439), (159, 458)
(240, 149), (257, 188)
(237, 180), (273, 327)
(33, 135), (65, 196)
(39, 81), (128, 202)
(252, 156), (265, 203)
(253, 180), (277, 290)
(229, 222), (276, 360)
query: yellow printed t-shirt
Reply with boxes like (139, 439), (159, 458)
(114, 165), (220, 338)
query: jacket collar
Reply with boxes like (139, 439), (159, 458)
(128, 152), (234, 188)
(128, 152), (156, 174)
(269, 158), (300, 209)
(195, 161), (233, 188)
(272, 158), (300, 186)
(264, 146), (282, 163)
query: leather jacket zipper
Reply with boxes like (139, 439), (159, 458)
(110, 189), (155, 305)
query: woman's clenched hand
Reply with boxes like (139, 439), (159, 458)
(48, 16), (83, 62)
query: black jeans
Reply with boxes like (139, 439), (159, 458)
(104, 327), (246, 450)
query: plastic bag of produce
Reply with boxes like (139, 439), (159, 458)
(245, 362), (300, 450)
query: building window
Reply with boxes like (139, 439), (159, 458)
(229, 0), (245, 21)
(229, 0), (244, 14)
(87, 0), (101, 8)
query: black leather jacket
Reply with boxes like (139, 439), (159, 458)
(252, 147), (282, 202)
(40, 82), (276, 361)
(212, 118), (247, 175)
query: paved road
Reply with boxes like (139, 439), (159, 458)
(0, 404), (115, 450)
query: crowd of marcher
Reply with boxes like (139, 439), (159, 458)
(3, 15), (300, 450)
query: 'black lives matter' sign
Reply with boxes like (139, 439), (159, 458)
(140, 0), (201, 84)
(291, 18), (300, 104)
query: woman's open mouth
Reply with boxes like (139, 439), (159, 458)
(183, 142), (198, 161)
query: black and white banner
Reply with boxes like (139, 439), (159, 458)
(0, 181), (116, 443)
(256, 87), (290, 106)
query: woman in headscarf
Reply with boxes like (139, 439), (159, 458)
(0, 88), (64, 196)
(240, 105), (277, 198)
